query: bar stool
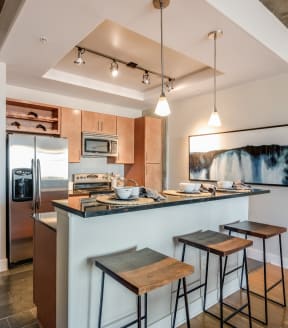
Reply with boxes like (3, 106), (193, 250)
(94, 247), (194, 328)
(173, 230), (253, 328)
(224, 220), (287, 325)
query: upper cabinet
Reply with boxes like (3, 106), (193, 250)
(145, 116), (162, 163)
(108, 116), (134, 164)
(81, 110), (116, 135)
(6, 98), (60, 135)
(60, 107), (81, 163)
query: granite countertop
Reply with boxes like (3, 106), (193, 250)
(52, 189), (269, 218)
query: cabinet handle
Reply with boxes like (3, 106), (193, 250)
(97, 121), (100, 131)
(101, 121), (103, 131)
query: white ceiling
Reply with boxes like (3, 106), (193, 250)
(1, 0), (288, 110)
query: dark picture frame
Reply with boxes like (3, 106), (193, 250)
(188, 124), (288, 186)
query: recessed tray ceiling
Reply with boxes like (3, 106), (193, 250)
(54, 20), (211, 92)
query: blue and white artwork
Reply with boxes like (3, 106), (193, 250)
(189, 126), (288, 186)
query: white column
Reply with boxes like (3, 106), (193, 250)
(0, 63), (7, 271)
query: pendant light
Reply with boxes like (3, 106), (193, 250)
(208, 30), (223, 127)
(153, 0), (171, 117)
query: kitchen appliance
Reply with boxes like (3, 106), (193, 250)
(7, 133), (68, 265)
(82, 133), (118, 157)
(72, 173), (113, 195)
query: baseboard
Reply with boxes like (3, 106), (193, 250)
(247, 247), (288, 268)
(0, 258), (8, 272)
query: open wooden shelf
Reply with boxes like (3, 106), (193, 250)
(6, 98), (60, 135)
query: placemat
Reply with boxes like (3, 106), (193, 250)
(163, 190), (211, 197)
(96, 195), (155, 206)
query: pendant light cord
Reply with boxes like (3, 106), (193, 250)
(213, 33), (217, 113)
(160, 0), (165, 96)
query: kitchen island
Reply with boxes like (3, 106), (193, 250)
(52, 189), (268, 328)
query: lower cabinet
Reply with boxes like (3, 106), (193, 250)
(33, 220), (56, 328)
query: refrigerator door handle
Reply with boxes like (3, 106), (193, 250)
(36, 159), (41, 209)
(32, 158), (36, 213)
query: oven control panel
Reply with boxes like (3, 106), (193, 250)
(73, 173), (110, 184)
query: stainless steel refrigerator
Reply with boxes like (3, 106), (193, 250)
(6, 133), (68, 265)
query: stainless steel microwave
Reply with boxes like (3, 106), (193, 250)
(82, 133), (118, 157)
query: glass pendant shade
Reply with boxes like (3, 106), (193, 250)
(155, 94), (171, 116)
(208, 109), (221, 127)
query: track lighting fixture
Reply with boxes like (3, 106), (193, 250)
(154, 0), (171, 117)
(110, 60), (119, 77)
(74, 48), (85, 65)
(166, 78), (174, 92)
(142, 71), (150, 85)
(73, 46), (174, 87)
(208, 30), (223, 127)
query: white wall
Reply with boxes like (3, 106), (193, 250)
(168, 73), (288, 266)
(0, 63), (7, 270)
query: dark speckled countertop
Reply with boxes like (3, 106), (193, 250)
(52, 189), (269, 218)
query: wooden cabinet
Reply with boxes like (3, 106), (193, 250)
(33, 220), (56, 328)
(6, 98), (60, 135)
(82, 110), (116, 135)
(108, 116), (134, 164)
(125, 116), (163, 191)
(61, 107), (81, 163)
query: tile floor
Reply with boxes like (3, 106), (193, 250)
(0, 263), (39, 328)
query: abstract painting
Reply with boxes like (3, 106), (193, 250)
(189, 125), (288, 186)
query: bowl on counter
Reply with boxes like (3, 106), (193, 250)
(114, 187), (133, 200)
(179, 182), (201, 193)
(217, 180), (233, 189)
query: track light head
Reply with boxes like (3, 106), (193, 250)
(74, 48), (85, 65)
(142, 71), (151, 85)
(110, 60), (119, 77)
(166, 78), (174, 92)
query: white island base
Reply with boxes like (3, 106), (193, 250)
(56, 196), (250, 328)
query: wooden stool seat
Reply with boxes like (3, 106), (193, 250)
(223, 221), (287, 239)
(95, 247), (194, 327)
(95, 247), (194, 295)
(177, 230), (253, 256)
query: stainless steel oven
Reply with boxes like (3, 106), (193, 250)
(82, 133), (118, 157)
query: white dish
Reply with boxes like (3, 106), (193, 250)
(216, 180), (233, 189)
(114, 187), (132, 199)
(179, 182), (201, 193)
(114, 195), (139, 201)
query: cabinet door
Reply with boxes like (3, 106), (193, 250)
(101, 113), (117, 135)
(81, 110), (101, 133)
(82, 110), (116, 135)
(61, 108), (81, 162)
(145, 117), (162, 163)
(115, 117), (134, 164)
(145, 163), (162, 192)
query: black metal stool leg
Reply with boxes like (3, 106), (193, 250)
(240, 233), (248, 289)
(263, 238), (268, 325)
(182, 277), (191, 328)
(172, 244), (186, 328)
(137, 295), (142, 328)
(222, 231), (231, 285)
(98, 272), (105, 328)
(219, 256), (224, 328)
(243, 249), (252, 328)
(203, 251), (210, 311)
(279, 234), (286, 307)
(144, 294), (147, 328)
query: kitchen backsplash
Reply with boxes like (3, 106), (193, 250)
(68, 157), (124, 182)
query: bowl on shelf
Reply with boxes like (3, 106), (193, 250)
(179, 182), (201, 193)
(217, 180), (233, 189)
(114, 187), (133, 200)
